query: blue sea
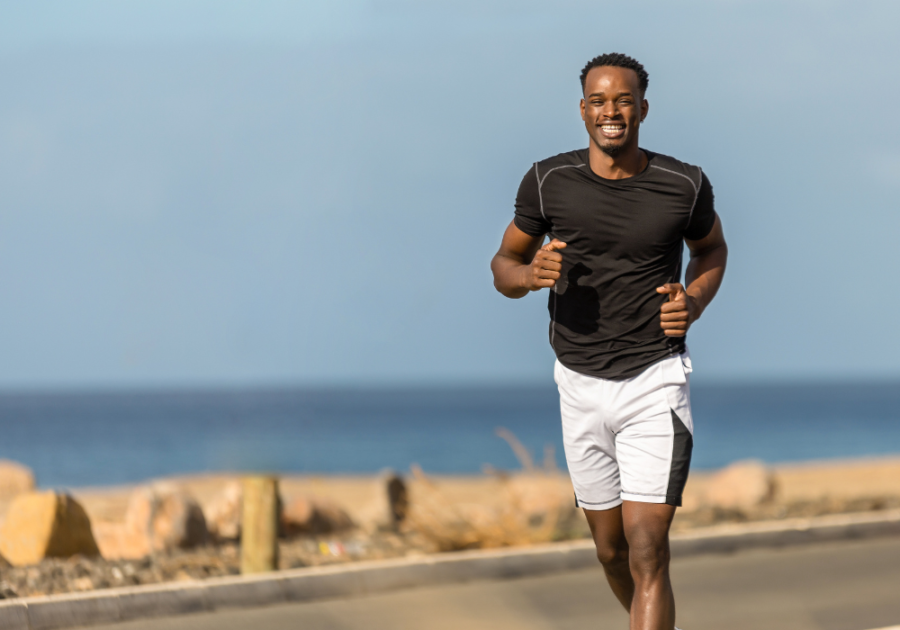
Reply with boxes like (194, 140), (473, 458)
(1, 382), (899, 488)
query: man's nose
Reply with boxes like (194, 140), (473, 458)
(601, 101), (619, 118)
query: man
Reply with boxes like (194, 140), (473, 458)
(490, 53), (727, 630)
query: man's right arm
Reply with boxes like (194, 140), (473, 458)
(490, 221), (567, 299)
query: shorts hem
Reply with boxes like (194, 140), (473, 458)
(621, 492), (667, 505)
(576, 496), (623, 511)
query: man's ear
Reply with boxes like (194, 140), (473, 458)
(580, 98), (586, 121)
(641, 99), (649, 121)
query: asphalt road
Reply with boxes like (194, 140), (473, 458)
(95, 536), (900, 630)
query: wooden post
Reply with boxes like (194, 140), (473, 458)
(241, 476), (279, 574)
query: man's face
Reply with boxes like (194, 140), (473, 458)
(580, 66), (648, 158)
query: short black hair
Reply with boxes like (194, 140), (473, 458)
(580, 53), (649, 95)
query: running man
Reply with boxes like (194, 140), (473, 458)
(491, 53), (727, 630)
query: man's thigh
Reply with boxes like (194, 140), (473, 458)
(583, 505), (628, 556)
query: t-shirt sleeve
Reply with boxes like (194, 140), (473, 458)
(684, 170), (716, 241)
(513, 165), (551, 237)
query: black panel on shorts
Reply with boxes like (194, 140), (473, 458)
(665, 409), (693, 506)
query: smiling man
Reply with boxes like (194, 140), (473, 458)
(490, 53), (728, 630)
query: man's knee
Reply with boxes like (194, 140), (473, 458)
(627, 534), (670, 578)
(583, 506), (630, 570)
(595, 540), (629, 569)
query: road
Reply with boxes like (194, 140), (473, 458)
(95, 536), (900, 630)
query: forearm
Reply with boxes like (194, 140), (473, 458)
(684, 243), (727, 318)
(491, 222), (559, 298)
(491, 253), (531, 299)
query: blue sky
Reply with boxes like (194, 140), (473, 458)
(0, 1), (898, 388)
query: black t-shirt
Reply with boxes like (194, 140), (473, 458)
(514, 148), (716, 380)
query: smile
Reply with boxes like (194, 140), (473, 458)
(599, 123), (626, 138)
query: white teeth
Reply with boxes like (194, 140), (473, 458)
(601, 125), (624, 131)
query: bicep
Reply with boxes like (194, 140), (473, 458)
(496, 220), (545, 264)
(685, 212), (726, 256)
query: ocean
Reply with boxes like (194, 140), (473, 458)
(1, 382), (899, 489)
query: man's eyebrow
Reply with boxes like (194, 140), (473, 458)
(587, 91), (635, 99)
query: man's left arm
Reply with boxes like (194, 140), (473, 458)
(657, 213), (728, 337)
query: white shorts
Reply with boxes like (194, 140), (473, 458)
(554, 351), (694, 511)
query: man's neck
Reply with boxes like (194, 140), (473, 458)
(588, 142), (647, 180)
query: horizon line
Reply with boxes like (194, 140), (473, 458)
(1, 375), (899, 397)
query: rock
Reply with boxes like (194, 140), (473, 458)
(703, 460), (777, 511)
(92, 522), (146, 561)
(680, 479), (704, 512)
(71, 576), (94, 592)
(282, 496), (354, 536)
(96, 485), (208, 560)
(0, 579), (17, 599)
(0, 460), (35, 499)
(355, 472), (409, 532)
(151, 490), (208, 551)
(404, 469), (576, 551)
(0, 492), (100, 566)
(126, 485), (208, 554)
(205, 481), (242, 541)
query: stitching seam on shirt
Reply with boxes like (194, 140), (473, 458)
(534, 163), (545, 221)
(649, 164), (699, 194)
(689, 166), (702, 223)
(539, 163), (585, 187)
(649, 164), (702, 225)
(536, 163), (585, 221)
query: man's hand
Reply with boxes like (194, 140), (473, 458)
(656, 283), (700, 337)
(524, 239), (567, 291)
(491, 222), (569, 299)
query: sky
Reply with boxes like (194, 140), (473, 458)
(0, 0), (898, 389)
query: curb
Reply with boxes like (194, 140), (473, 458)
(670, 508), (900, 554)
(1, 508), (899, 629)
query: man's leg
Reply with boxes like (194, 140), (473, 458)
(583, 505), (633, 611)
(622, 501), (677, 630)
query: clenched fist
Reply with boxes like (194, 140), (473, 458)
(525, 239), (567, 291)
(656, 283), (700, 337)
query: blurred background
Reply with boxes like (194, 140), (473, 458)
(0, 0), (898, 486)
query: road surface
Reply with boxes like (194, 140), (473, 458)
(94, 536), (900, 630)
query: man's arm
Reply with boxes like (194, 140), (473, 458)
(491, 221), (567, 299)
(657, 213), (728, 336)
